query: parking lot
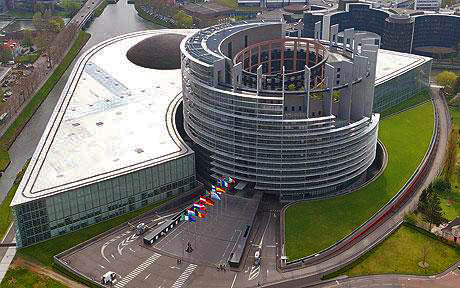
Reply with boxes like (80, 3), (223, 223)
(59, 194), (262, 288)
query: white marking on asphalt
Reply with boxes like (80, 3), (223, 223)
(114, 252), (161, 288)
(231, 274), (237, 288)
(118, 234), (139, 255)
(111, 254), (115, 259)
(171, 263), (197, 288)
(145, 273), (151, 280)
(99, 265), (105, 269)
(248, 265), (260, 281)
(170, 266), (181, 270)
(129, 248), (135, 253)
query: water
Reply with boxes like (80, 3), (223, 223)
(84, 1), (163, 47)
(0, 1), (161, 200)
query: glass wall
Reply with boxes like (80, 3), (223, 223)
(13, 154), (195, 248)
(373, 60), (432, 113)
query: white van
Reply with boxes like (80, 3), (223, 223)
(101, 271), (117, 285)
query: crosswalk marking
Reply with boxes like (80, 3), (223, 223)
(114, 253), (161, 288)
(171, 263), (197, 288)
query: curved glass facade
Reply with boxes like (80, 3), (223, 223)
(181, 22), (380, 199)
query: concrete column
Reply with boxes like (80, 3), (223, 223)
(362, 44), (379, 117)
(304, 65), (311, 117)
(323, 63), (334, 116)
(353, 33), (367, 55)
(330, 24), (339, 51)
(293, 40), (298, 72)
(338, 60), (353, 122)
(212, 58), (225, 87)
(350, 55), (368, 120)
(314, 21), (321, 41)
(232, 62), (243, 92)
(268, 43), (272, 74)
(343, 28), (354, 52)
(257, 65), (263, 95)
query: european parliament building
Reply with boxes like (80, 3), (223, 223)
(12, 20), (431, 247)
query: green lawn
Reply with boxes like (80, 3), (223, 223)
(94, 0), (108, 17)
(0, 160), (29, 240)
(380, 90), (431, 118)
(0, 31), (90, 151)
(324, 224), (460, 278)
(0, 149), (10, 172)
(18, 195), (176, 268)
(285, 102), (435, 260)
(16, 53), (41, 64)
(1, 266), (67, 288)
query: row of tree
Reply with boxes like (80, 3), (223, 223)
(137, 0), (193, 28)
(0, 19), (80, 118)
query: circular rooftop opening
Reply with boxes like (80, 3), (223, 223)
(126, 33), (185, 70)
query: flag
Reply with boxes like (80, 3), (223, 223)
(181, 212), (188, 221)
(200, 196), (215, 206)
(193, 202), (206, 210)
(211, 192), (221, 201)
(197, 211), (206, 218)
(187, 208), (196, 217)
(217, 178), (228, 187)
(205, 190), (211, 195)
(226, 176), (235, 184)
(212, 185), (225, 193)
(188, 216), (196, 223)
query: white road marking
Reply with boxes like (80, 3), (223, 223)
(231, 274), (237, 288)
(99, 265), (105, 269)
(111, 254), (115, 259)
(170, 266), (181, 270)
(100, 231), (131, 263)
(171, 263), (197, 288)
(118, 234), (139, 255)
(114, 253), (161, 288)
(248, 265), (260, 281)
(145, 273), (151, 280)
(129, 248), (135, 253)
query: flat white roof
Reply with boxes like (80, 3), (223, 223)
(12, 30), (195, 206)
(375, 49), (432, 85)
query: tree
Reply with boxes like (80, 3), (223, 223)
(22, 29), (33, 48)
(436, 71), (458, 95)
(48, 17), (65, 33)
(60, 0), (81, 16)
(173, 10), (193, 28)
(0, 46), (12, 63)
(432, 177), (451, 195)
(420, 184), (447, 229)
(445, 128), (458, 181)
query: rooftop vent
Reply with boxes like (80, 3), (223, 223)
(96, 122), (103, 126)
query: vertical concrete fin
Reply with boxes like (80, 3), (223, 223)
(232, 62), (242, 92)
(350, 55), (368, 120)
(338, 60), (353, 122)
(314, 21), (321, 41)
(323, 63), (334, 116)
(304, 65), (311, 118)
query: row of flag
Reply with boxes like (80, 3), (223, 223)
(180, 176), (236, 223)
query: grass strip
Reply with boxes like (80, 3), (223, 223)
(323, 223), (460, 279)
(285, 102), (435, 260)
(94, 0), (108, 17)
(0, 160), (29, 240)
(0, 149), (10, 172)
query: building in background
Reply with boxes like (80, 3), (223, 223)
(415, 0), (440, 10)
